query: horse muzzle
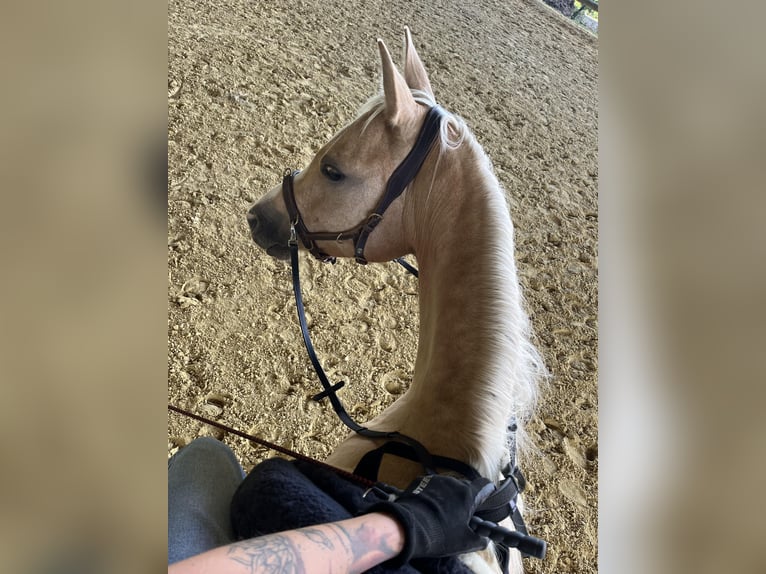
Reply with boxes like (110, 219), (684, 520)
(247, 201), (291, 260)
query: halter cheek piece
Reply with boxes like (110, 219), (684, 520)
(282, 105), (444, 264)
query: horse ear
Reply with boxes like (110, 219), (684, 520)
(403, 27), (434, 98)
(378, 38), (417, 126)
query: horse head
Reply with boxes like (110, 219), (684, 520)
(247, 29), (437, 264)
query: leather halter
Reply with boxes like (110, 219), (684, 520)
(282, 105), (444, 264)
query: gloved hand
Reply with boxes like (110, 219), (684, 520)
(363, 474), (496, 565)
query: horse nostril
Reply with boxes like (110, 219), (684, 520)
(247, 211), (260, 232)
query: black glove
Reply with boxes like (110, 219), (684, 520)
(363, 474), (496, 565)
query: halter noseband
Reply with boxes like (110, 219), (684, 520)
(282, 105), (444, 264)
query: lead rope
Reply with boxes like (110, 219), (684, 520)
(393, 256), (419, 278)
(288, 225), (437, 474)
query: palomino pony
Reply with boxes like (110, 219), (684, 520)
(247, 29), (544, 574)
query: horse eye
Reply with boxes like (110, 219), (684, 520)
(321, 164), (344, 182)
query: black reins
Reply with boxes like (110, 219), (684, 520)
(287, 228), (438, 474)
(283, 105), (444, 264)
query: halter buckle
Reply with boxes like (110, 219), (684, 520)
(363, 213), (383, 233)
(288, 224), (298, 247)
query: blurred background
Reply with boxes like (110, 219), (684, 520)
(601, 2), (766, 573)
(0, 1), (764, 573)
(0, 2), (166, 573)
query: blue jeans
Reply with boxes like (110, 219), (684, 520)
(168, 437), (245, 564)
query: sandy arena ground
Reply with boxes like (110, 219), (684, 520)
(168, 0), (598, 572)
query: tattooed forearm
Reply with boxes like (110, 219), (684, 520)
(227, 534), (305, 574)
(169, 513), (404, 574)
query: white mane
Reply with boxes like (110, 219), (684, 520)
(473, 163), (546, 470)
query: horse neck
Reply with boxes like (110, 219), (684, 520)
(403, 140), (533, 479)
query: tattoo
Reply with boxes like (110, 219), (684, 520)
(326, 523), (354, 558)
(353, 522), (399, 560)
(300, 528), (334, 550)
(327, 521), (399, 571)
(227, 535), (305, 574)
